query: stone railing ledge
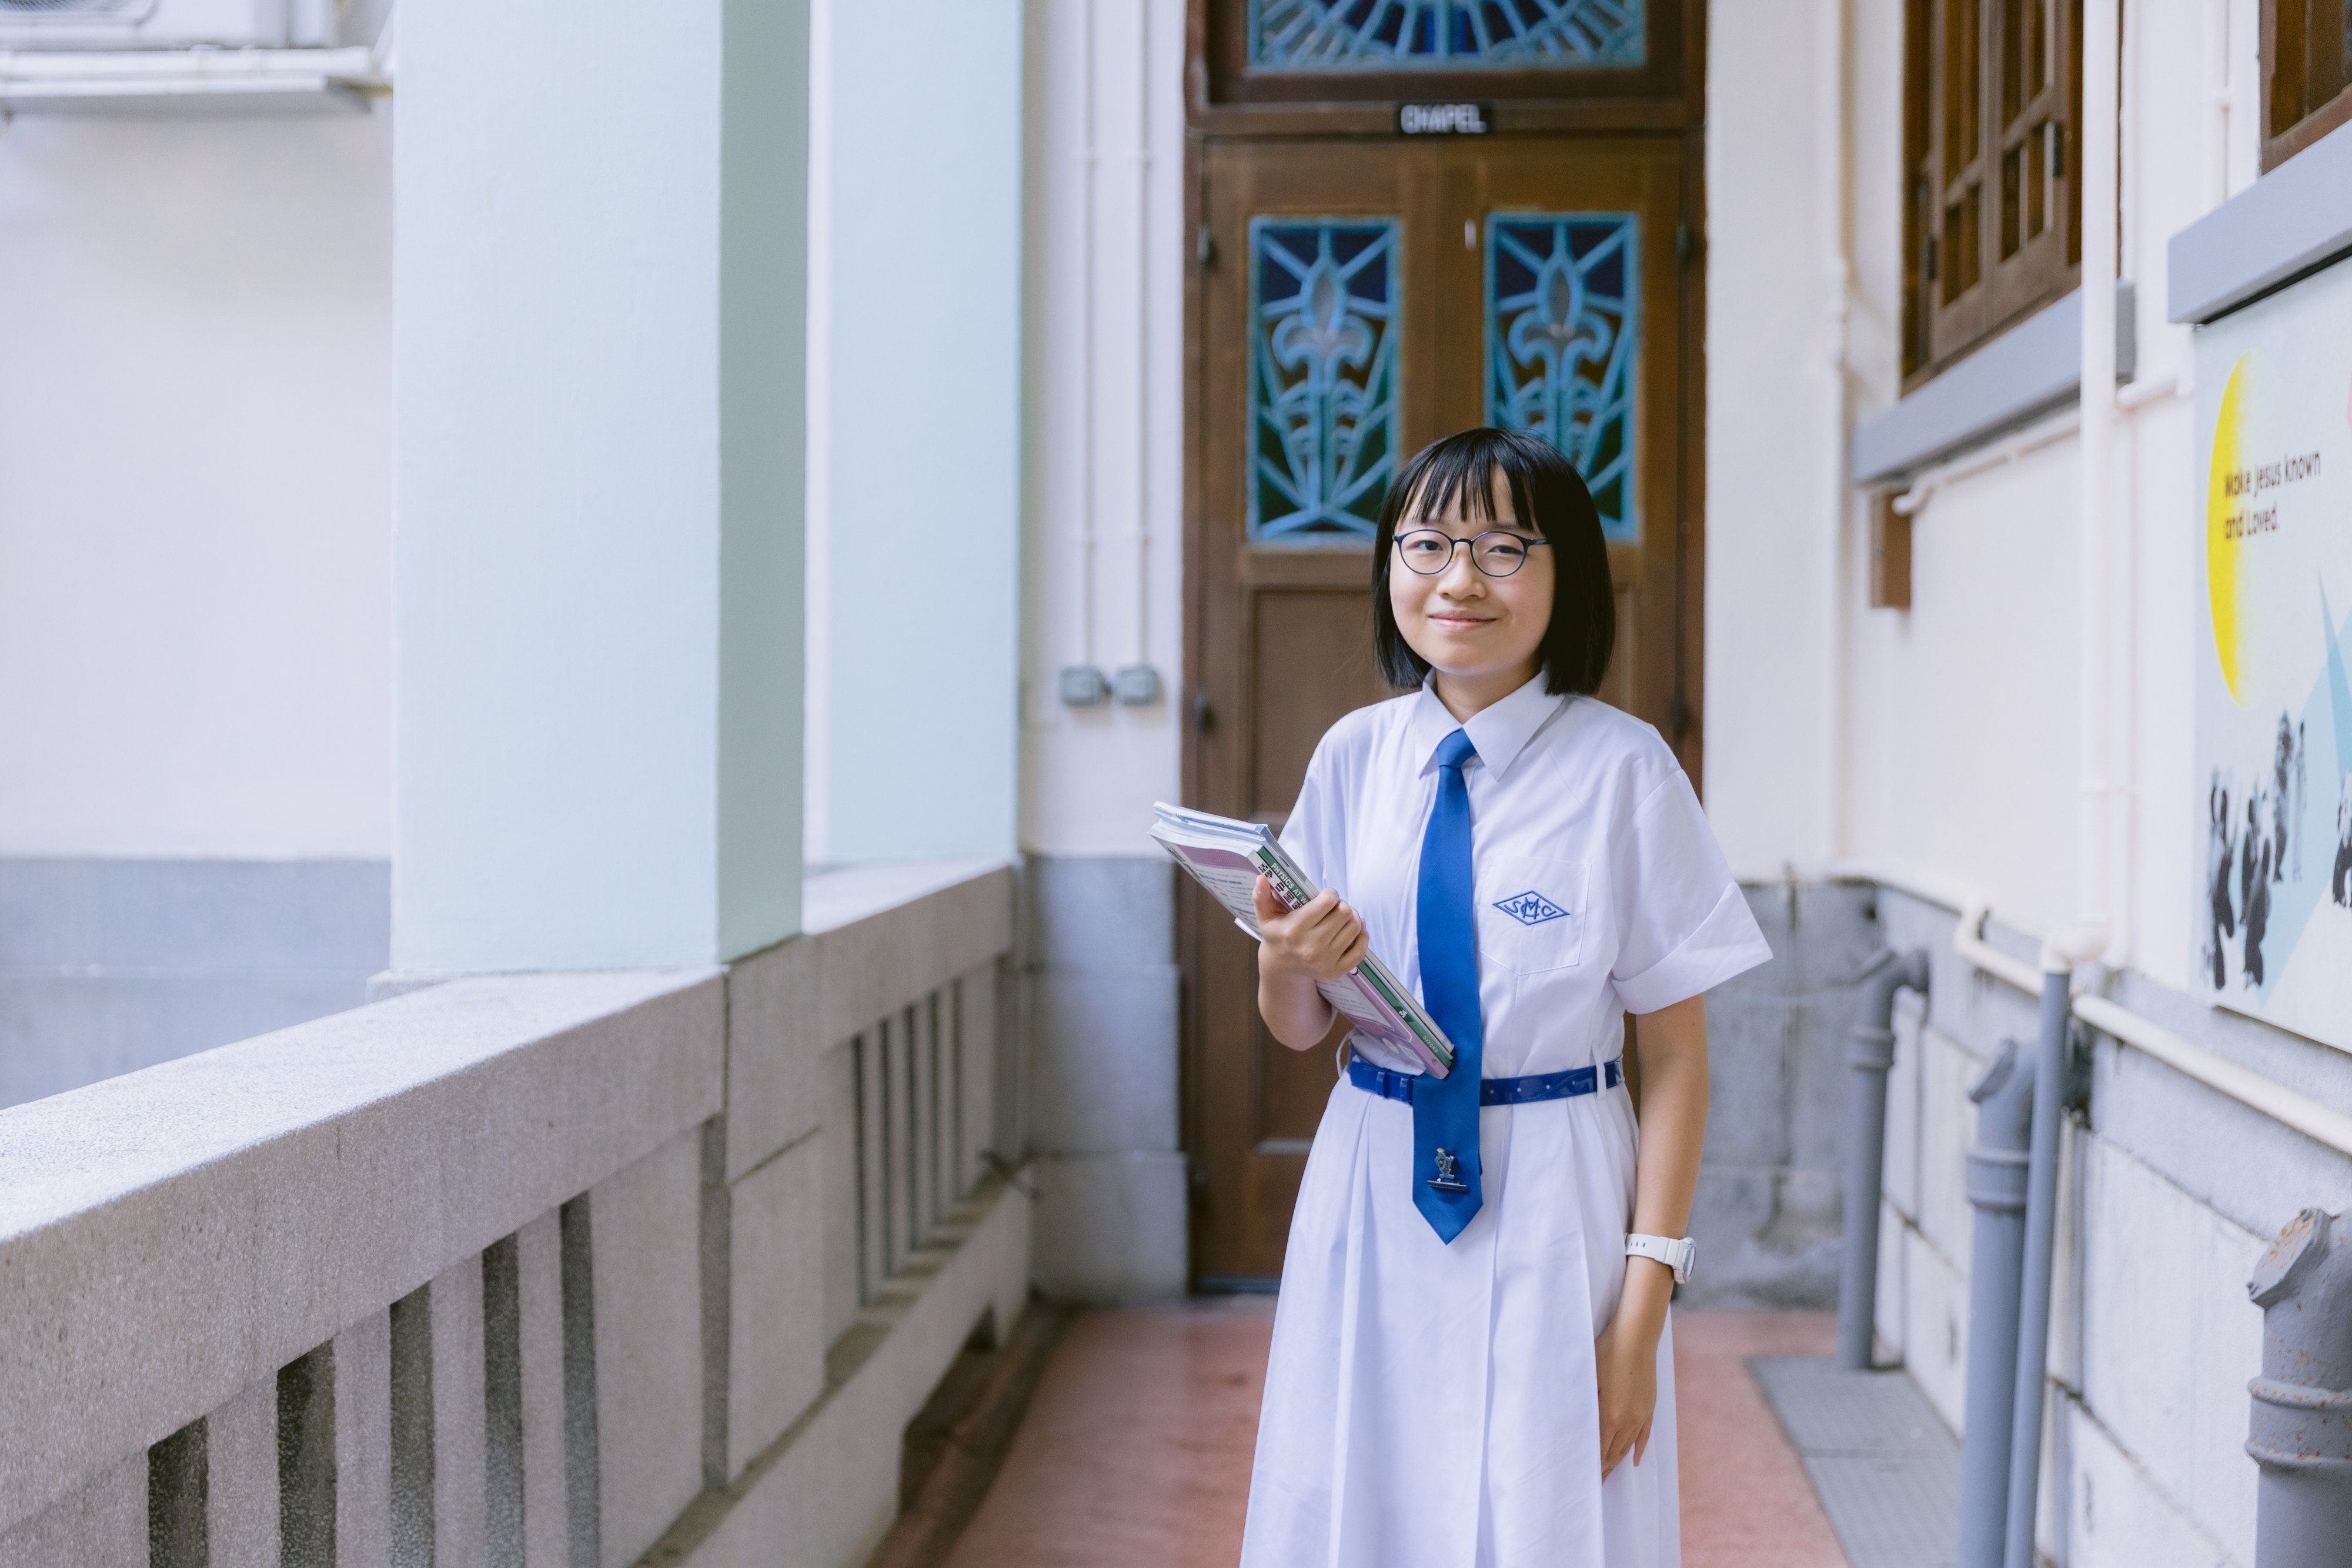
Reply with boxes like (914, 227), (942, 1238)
(801, 857), (1013, 935)
(0, 967), (723, 1538)
(723, 860), (1016, 1184)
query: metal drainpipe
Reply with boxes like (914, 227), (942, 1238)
(2247, 1208), (2352, 1563)
(1836, 947), (1933, 1370)
(1957, 1040), (2036, 1568)
(2002, 961), (2079, 1568)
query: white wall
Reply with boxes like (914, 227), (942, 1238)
(802, 0), (1025, 868)
(1702, 0), (1842, 880)
(1841, 0), (2257, 983)
(0, 3), (1158, 881)
(1015, 0), (1187, 860)
(1004, 0), (1192, 1299)
(1706, 0), (2264, 984)
(0, 109), (395, 858)
(1828, 0), (2085, 938)
(1710, 4), (2303, 1562)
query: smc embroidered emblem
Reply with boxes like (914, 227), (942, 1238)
(1494, 890), (1569, 926)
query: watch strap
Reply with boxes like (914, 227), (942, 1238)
(1624, 1232), (1695, 1283)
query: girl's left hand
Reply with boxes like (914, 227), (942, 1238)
(1594, 1314), (1658, 1479)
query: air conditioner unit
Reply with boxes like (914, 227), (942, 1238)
(0, 0), (387, 111)
(0, 0), (336, 51)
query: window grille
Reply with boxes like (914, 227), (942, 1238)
(1247, 0), (1646, 71)
(1484, 213), (1641, 543)
(1247, 217), (1401, 543)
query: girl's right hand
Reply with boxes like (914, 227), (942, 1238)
(1254, 877), (1369, 982)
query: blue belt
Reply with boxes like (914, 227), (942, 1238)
(1348, 1055), (1623, 1106)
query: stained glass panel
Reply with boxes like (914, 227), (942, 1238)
(1248, 217), (1400, 543)
(1485, 212), (1639, 543)
(1248, 0), (1646, 72)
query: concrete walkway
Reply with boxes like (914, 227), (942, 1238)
(941, 1301), (1849, 1568)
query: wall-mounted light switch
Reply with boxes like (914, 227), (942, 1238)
(1112, 664), (1162, 707)
(1059, 666), (1111, 707)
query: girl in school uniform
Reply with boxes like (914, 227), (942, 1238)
(1239, 427), (1772, 1568)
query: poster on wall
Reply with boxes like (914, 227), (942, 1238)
(2193, 259), (2352, 1052)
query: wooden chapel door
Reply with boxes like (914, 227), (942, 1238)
(1181, 19), (1706, 1290)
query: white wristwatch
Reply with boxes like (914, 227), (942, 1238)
(1625, 1233), (1696, 1283)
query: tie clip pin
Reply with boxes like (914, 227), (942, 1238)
(1428, 1148), (1469, 1193)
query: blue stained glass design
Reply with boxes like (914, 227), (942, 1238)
(1248, 218), (1400, 543)
(1485, 213), (1639, 543)
(1248, 0), (1646, 71)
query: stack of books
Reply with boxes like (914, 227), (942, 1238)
(1150, 801), (1456, 1079)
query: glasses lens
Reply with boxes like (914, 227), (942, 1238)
(1473, 533), (1529, 576)
(1395, 530), (1454, 574)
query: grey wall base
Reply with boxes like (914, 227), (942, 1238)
(0, 857), (390, 1111)
(1021, 854), (1187, 1300)
(1686, 881), (1883, 1309)
(1031, 1151), (1189, 1300)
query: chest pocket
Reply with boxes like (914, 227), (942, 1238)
(1475, 857), (1590, 976)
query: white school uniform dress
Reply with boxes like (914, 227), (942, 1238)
(1239, 676), (1772, 1568)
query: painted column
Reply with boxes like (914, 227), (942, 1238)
(1007, 0), (1188, 1300)
(804, 0), (1023, 865)
(394, 0), (809, 970)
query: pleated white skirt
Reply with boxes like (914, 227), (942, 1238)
(1240, 1077), (1679, 1568)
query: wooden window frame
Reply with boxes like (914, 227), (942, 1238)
(2262, 0), (2352, 172)
(1900, 0), (2082, 391)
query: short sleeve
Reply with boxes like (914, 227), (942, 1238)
(1608, 768), (1773, 1013)
(1278, 729), (1349, 896)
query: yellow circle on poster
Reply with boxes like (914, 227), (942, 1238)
(2207, 353), (2250, 706)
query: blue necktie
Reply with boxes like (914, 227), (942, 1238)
(1414, 728), (1484, 1242)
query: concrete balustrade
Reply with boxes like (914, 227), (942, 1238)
(0, 861), (1028, 1568)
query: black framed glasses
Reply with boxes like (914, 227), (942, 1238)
(1391, 528), (1551, 578)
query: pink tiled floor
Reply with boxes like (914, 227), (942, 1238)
(1671, 1311), (1851, 1568)
(942, 1298), (1268, 1568)
(943, 1300), (1849, 1568)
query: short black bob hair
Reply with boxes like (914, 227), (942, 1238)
(1369, 427), (1616, 695)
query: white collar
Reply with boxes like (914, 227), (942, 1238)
(1408, 674), (1566, 781)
